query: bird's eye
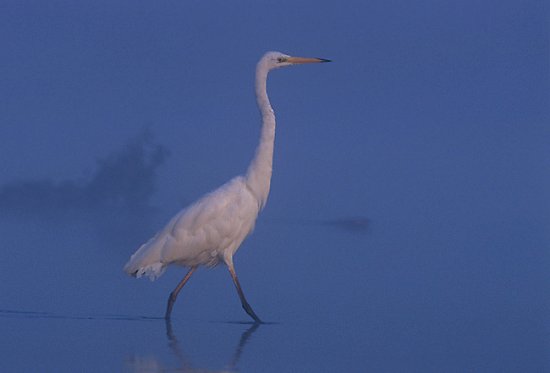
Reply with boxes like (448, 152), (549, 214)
(277, 57), (285, 63)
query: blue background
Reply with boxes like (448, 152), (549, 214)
(1, 1), (548, 371)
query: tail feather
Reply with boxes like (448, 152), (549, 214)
(124, 261), (166, 280)
(123, 237), (167, 281)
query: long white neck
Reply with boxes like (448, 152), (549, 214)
(245, 62), (275, 210)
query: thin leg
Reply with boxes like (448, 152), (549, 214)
(165, 266), (197, 320)
(228, 263), (262, 323)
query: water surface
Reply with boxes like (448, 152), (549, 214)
(1, 206), (546, 372)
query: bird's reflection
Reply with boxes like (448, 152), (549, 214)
(126, 319), (260, 372)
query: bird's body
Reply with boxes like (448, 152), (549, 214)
(124, 175), (258, 277)
(124, 51), (330, 322)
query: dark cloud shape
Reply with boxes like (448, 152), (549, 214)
(267, 216), (369, 234)
(0, 131), (169, 214)
(321, 216), (369, 233)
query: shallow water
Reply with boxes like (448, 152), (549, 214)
(1, 206), (547, 372)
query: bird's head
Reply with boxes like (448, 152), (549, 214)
(260, 51), (331, 71)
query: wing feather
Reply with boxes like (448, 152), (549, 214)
(123, 176), (259, 279)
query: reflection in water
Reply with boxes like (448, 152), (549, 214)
(125, 320), (260, 373)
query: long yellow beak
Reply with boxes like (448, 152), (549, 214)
(286, 56), (331, 64)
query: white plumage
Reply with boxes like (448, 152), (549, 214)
(123, 51), (330, 322)
(124, 176), (258, 278)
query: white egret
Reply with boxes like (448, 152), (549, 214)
(124, 51), (330, 322)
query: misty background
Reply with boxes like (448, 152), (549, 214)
(0, 1), (548, 372)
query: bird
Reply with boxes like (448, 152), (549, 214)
(123, 51), (330, 323)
